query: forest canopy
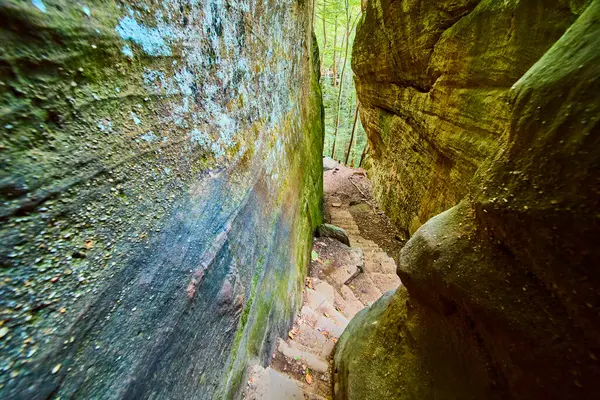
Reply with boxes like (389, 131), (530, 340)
(314, 0), (367, 167)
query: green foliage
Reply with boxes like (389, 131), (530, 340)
(314, 0), (362, 69)
(321, 69), (367, 166)
(315, 0), (367, 167)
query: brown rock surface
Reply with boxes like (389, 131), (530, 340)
(353, 0), (584, 234)
(334, 1), (600, 399)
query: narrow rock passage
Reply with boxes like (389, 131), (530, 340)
(243, 160), (403, 399)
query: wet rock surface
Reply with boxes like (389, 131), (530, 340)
(0, 1), (323, 398)
(353, 0), (584, 235)
(335, 2), (600, 400)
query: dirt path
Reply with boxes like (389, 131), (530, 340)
(243, 160), (404, 399)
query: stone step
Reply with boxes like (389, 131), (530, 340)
(349, 237), (374, 243)
(329, 213), (354, 219)
(304, 394), (327, 400)
(323, 261), (359, 289)
(354, 240), (378, 246)
(339, 284), (365, 307)
(364, 259), (390, 274)
(244, 365), (304, 400)
(329, 214), (355, 219)
(362, 249), (384, 256)
(277, 339), (329, 373)
(364, 256), (389, 272)
(333, 287), (365, 319)
(364, 253), (397, 274)
(352, 238), (376, 246)
(304, 289), (349, 333)
(311, 278), (335, 305)
(329, 217), (356, 223)
(300, 305), (345, 340)
(329, 222), (358, 228)
(329, 217), (355, 222)
(352, 245), (380, 252)
(368, 251), (394, 263)
(293, 322), (336, 356)
(329, 210), (352, 216)
(347, 274), (383, 306)
(244, 365), (329, 400)
(370, 272), (402, 293)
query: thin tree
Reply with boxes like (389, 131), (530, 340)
(332, 14), (338, 86)
(331, 0), (359, 158)
(320, 0), (327, 73)
(345, 102), (360, 165)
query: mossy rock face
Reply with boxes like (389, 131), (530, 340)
(316, 223), (350, 246)
(335, 2), (600, 399)
(353, 0), (585, 235)
(0, 1), (323, 399)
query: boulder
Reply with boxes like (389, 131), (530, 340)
(334, 2), (600, 399)
(323, 156), (340, 171)
(316, 224), (351, 246)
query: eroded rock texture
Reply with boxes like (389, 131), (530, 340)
(0, 1), (323, 398)
(354, 0), (587, 235)
(335, 1), (600, 399)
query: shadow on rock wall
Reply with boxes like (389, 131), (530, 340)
(0, 0), (323, 398)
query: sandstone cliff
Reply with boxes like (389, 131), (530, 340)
(335, 1), (600, 399)
(0, 1), (322, 398)
(353, 0), (587, 235)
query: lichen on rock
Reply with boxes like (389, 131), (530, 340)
(0, 0), (323, 398)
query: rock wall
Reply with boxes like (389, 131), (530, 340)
(353, 0), (586, 235)
(0, 1), (323, 398)
(334, 1), (600, 399)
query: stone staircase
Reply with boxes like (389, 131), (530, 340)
(243, 204), (401, 399)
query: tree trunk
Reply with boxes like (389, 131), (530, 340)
(345, 102), (360, 165)
(332, 15), (338, 86)
(331, 0), (351, 158)
(320, 1), (327, 73)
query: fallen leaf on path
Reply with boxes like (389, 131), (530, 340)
(305, 370), (312, 385)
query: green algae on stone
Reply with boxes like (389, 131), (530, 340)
(353, 0), (583, 236)
(0, 0), (323, 399)
(335, 1), (600, 399)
